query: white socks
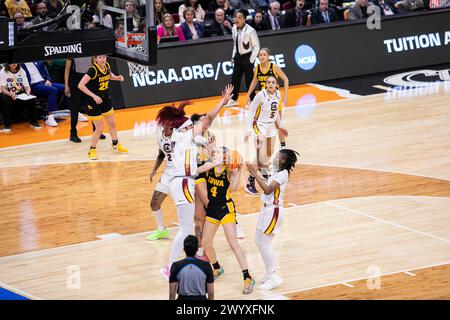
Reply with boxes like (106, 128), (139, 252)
(153, 209), (165, 231)
(255, 230), (276, 276)
(169, 203), (195, 264)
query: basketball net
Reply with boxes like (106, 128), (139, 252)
(115, 33), (151, 76)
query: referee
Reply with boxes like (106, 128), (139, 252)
(228, 9), (260, 107)
(169, 235), (214, 300)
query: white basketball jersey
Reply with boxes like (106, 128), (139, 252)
(170, 128), (198, 177)
(261, 169), (289, 207)
(157, 125), (176, 176)
(251, 89), (280, 124)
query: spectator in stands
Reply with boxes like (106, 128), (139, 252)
(92, 1), (114, 28)
(230, 0), (259, 10)
(263, 1), (283, 30)
(5, 0), (32, 18)
(124, 0), (141, 32)
(395, 0), (424, 13)
(13, 11), (30, 30)
(44, 0), (64, 18)
(29, 2), (58, 31)
(348, 0), (377, 20)
(249, 9), (269, 31)
(169, 235), (214, 300)
(157, 13), (186, 43)
(0, 64), (41, 133)
(283, 0), (308, 28)
(115, 21), (125, 38)
(181, 7), (205, 40)
(178, 0), (205, 23)
(373, 0), (398, 15)
(154, 0), (169, 26)
(204, 8), (232, 37)
(208, 0), (235, 19)
(310, 0), (340, 24)
(22, 61), (66, 127)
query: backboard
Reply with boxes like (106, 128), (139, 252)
(99, 4), (157, 66)
(0, 18), (16, 50)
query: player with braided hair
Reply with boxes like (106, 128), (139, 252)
(146, 101), (192, 241)
(246, 148), (299, 290)
(157, 85), (234, 280)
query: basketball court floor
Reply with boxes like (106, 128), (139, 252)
(1, 81), (449, 300)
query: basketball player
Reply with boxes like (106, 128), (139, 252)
(246, 47), (289, 148)
(202, 147), (256, 295)
(146, 102), (192, 241)
(246, 149), (299, 290)
(191, 114), (245, 259)
(244, 76), (288, 195)
(78, 55), (128, 160)
(157, 84), (234, 280)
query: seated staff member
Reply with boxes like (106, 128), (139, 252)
(201, 147), (256, 295)
(78, 55), (128, 160)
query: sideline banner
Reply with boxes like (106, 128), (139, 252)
(117, 9), (450, 107)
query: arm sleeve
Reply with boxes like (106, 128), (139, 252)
(0, 71), (5, 87)
(249, 28), (260, 63)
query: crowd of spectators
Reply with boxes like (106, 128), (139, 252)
(0, 0), (449, 132)
(1, 0), (449, 43)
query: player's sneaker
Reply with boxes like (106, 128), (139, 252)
(113, 143), (128, 154)
(226, 99), (238, 107)
(236, 222), (245, 239)
(1, 125), (11, 133)
(245, 181), (259, 195)
(213, 267), (224, 280)
(45, 114), (58, 127)
(160, 266), (170, 281)
(88, 148), (98, 160)
(243, 278), (255, 295)
(260, 274), (271, 284)
(260, 274), (283, 290)
(146, 227), (169, 241)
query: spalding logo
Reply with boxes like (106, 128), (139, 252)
(294, 45), (317, 71)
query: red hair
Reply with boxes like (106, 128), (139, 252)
(156, 101), (192, 129)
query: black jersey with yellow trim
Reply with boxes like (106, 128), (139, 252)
(86, 62), (111, 96)
(205, 165), (232, 205)
(256, 62), (278, 90)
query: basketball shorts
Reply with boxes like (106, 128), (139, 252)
(170, 176), (195, 206)
(86, 95), (113, 120)
(257, 205), (284, 235)
(205, 200), (236, 225)
(252, 121), (277, 138)
(155, 171), (172, 195)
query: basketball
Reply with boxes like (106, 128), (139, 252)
(227, 150), (243, 170)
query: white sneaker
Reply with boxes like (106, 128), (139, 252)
(226, 99), (238, 107)
(45, 114), (58, 127)
(260, 274), (283, 290)
(260, 274), (271, 284)
(160, 266), (170, 282)
(1, 127), (11, 133)
(236, 222), (245, 239)
(78, 113), (88, 122)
